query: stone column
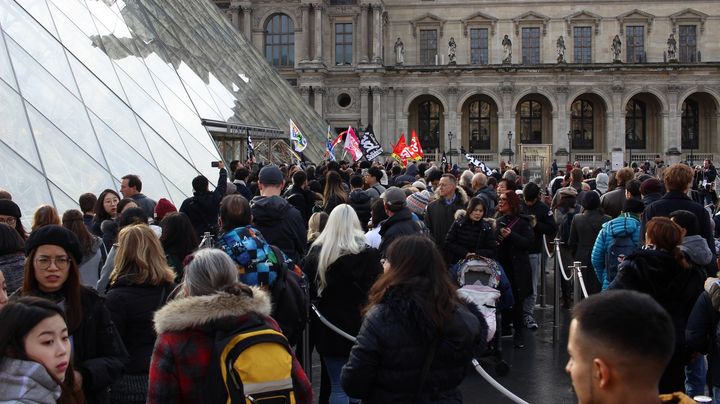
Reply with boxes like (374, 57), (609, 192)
(447, 87), (459, 154)
(313, 4), (324, 62)
(611, 84), (625, 154)
(394, 88), (405, 138)
(665, 85), (681, 154)
(299, 4), (311, 63)
(314, 88), (325, 117)
(360, 87), (370, 127)
(554, 86), (569, 162)
(371, 4), (382, 63)
(605, 112), (614, 156)
(359, 5), (369, 63)
(372, 86), (383, 135)
(241, 6), (252, 40)
(229, 3), (241, 31)
(299, 87), (311, 105)
(385, 88), (395, 144)
(499, 83), (514, 161)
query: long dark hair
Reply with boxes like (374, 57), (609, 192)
(0, 222), (24, 255)
(323, 171), (348, 205)
(92, 189), (120, 227)
(22, 248), (83, 332)
(160, 212), (198, 259)
(0, 296), (67, 361)
(365, 235), (461, 329)
(62, 210), (94, 258)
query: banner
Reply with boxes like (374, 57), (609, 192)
(391, 135), (415, 167)
(325, 126), (336, 161)
(289, 119), (307, 152)
(465, 154), (493, 176)
(343, 126), (364, 161)
(246, 128), (255, 161)
(409, 130), (424, 160)
(359, 130), (383, 161)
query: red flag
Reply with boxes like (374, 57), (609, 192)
(409, 130), (424, 160)
(391, 135), (408, 167)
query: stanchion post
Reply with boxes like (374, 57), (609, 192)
(540, 253), (547, 308)
(553, 237), (562, 344)
(572, 261), (581, 305)
(301, 283), (312, 380)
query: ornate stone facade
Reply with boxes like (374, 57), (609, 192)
(215, 0), (720, 164)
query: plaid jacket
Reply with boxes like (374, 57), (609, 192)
(147, 287), (312, 403)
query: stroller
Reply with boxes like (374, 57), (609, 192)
(455, 256), (513, 376)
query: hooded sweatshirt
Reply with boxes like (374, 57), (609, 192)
(0, 358), (61, 403)
(591, 213), (642, 289)
(250, 195), (307, 264)
(595, 173), (609, 194)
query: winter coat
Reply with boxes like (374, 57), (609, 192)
(378, 207), (422, 255)
(179, 168), (227, 238)
(364, 183), (387, 200)
(599, 187), (626, 218)
(642, 193), (663, 208)
(323, 193), (347, 214)
(496, 214), (533, 298)
(591, 214), (642, 289)
(349, 189), (372, 231)
(18, 286), (129, 404)
(129, 193), (156, 220)
(78, 236), (106, 289)
(475, 187), (497, 218)
(522, 200), (556, 254)
(285, 186), (315, 226)
(250, 195), (307, 264)
(394, 164), (419, 186)
(0, 358), (61, 403)
(0, 253), (25, 294)
(568, 210), (611, 266)
(686, 291), (720, 388)
(105, 277), (173, 374)
(147, 287), (312, 404)
(681, 235), (715, 277)
(96, 245), (117, 295)
(303, 246), (383, 357)
(341, 285), (486, 403)
(425, 188), (468, 254)
(609, 249), (705, 394)
(232, 180), (253, 201)
(643, 191), (715, 261)
(444, 214), (496, 263)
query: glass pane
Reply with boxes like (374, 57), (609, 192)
(162, 175), (189, 207)
(1, 0), (80, 97)
(139, 120), (199, 193)
(49, 182), (80, 216)
(7, 37), (104, 163)
(0, 31), (17, 89)
(25, 103), (114, 200)
(0, 80), (41, 167)
(10, 0), (57, 37)
(0, 140), (52, 225)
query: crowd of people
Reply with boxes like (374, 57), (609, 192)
(0, 154), (719, 403)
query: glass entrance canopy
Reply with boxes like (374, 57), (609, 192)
(0, 0), (326, 219)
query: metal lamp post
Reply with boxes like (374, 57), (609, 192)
(448, 131), (454, 165)
(689, 129), (695, 166)
(508, 130), (513, 163)
(567, 130), (572, 164)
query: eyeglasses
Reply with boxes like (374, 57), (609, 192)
(0, 217), (16, 226)
(35, 256), (72, 270)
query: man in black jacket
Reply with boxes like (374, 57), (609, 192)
(179, 162), (227, 238)
(378, 187), (422, 255)
(284, 170), (315, 226)
(250, 165), (307, 264)
(522, 182), (557, 330)
(348, 175), (372, 231)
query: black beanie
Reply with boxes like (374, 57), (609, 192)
(0, 199), (21, 218)
(25, 225), (82, 263)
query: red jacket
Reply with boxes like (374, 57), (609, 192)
(147, 286), (312, 403)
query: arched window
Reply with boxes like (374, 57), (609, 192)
(625, 99), (646, 149)
(571, 100), (594, 149)
(469, 100), (491, 151)
(264, 14), (294, 67)
(682, 99), (699, 150)
(519, 100), (542, 144)
(418, 100), (440, 151)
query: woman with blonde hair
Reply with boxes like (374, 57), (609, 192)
(105, 224), (175, 404)
(31, 205), (61, 232)
(306, 211), (328, 247)
(303, 204), (382, 404)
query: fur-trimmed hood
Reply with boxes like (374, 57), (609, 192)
(154, 286), (272, 334)
(434, 185), (469, 206)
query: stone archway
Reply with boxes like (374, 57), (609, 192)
(569, 93), (608, 154)
(624, 92), (663, 156)
(460, 94), (499, 152)
(408, 95), (445, 154)
(514, 93), (553, 146)
(679, 92), (719, 160)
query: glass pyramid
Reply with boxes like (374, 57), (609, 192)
(0, 0), (327, 220)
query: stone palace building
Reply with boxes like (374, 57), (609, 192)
(213, 0), (720, 166)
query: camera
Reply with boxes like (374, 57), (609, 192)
(211, 161), (220, 167)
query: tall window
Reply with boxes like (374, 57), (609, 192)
(573, 26), (592, 63)
(682, 99), (699, 149)
(335, 23), (353, 65)
(626, 25), (644, 63)
(264, 14), (294, 66)
(571, 100), (594, 149)
(470, 28), (489, 65)
(679, 25), (697, 63)
(522, 27), (541, 64)
(469, 100), (491, 150)
(519, 100), (542, 144)
(419, 30), (438, 65)
(418, 100), (440, 150)
(625, 99), (646, 149)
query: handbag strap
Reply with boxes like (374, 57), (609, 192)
(415, 331), (440, 399)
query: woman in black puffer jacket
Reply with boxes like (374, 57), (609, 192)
(445, 197), (497, 264)
(341, 235), (487, 403)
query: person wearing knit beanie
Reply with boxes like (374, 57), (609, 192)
(25, 225), (83, 264)
(154, 198), (178, 223)
(406, 190), (432, 219)
(0, 199), (27, 240)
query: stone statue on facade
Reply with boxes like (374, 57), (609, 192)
(502, 34), (512, 64)
(667, 33), (677, 62)
(448, 37), (457, 64)
(611, 34), (622, 62)
(556, 35), (566, 63)
(394, 37), (404, 65)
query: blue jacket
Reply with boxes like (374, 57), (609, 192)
(591, 213), (641, 289)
